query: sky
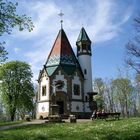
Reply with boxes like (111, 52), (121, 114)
(1, 0), (140, 83)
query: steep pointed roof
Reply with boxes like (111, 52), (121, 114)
(45, 29), (82, 76)
(76, 27), (91, 43)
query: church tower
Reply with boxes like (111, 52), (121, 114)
(76, 27), (93, 111)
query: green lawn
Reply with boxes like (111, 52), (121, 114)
(0, 118), (140, 140)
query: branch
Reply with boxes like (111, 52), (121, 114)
(125, 59), (140, 74)
(125, 42), (140, 58)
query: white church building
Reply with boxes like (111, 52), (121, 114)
(36, 25), (95, 119)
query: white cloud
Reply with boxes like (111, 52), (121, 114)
(24, 36), (53, 81)
(10, 0), (134, 81)
(87, 0), (133, 43)
(14, 47), (21, 54)
(12, 1), (59, 39)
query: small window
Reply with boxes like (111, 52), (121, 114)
(42, 86), (46, 96)
(74, 84), (80, 95)
(84, 69), (87, 74)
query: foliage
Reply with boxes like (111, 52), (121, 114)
(0, 0), (34, 64)
(133, 74), (140, 116)
(0, 61), (34, 121)
(93, 76), (140, 117)
(0, 118), (140, 140)
(0, 0), (34, 36)
(104, 80), (116, 113)
(0, 42), (8, 64)
(93, 78), (105, 110)
(111, 78), (133, 117)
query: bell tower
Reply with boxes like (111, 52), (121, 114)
(76, 27), (93, 107)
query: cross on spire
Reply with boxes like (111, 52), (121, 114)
(58, 10), (64, 29)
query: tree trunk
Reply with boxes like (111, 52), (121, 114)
(11, 113), (15, 121)
(10, 106), (16, 121)
(125, 99), (129, 117)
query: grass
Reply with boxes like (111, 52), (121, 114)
(0, 120), (24, 127)
(0, 118), (140, 140)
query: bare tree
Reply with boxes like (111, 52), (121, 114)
(125, 13), (140, 73)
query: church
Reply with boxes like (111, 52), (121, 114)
(36, 22), (95, 119)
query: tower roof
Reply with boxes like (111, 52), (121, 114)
(45, 29), (82, 76)
(76, 27), (91, 43)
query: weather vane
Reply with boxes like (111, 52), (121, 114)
(58, 10), (64, 29)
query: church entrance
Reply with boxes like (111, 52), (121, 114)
(56, 101), (64, 114)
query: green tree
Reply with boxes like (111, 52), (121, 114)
(104, 79), (115, 113)
(93, 78), (105, 111)
(0, 42), (8, 64)
(0, 0), (34, 36)
(0, 0), (34, 64)
(111, 78), (133, 117)
(0, 61), (34, 121)
(133, 74), (140, 116)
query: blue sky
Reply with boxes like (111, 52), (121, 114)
(1, 0), (140, 82)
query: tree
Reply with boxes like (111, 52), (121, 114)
(93, 78), (105, 111)
(0, 61), (34, 121)
(133, 74), (140, 116)
(111, 78), (133, 117)
(0, 42), (8, 64)
(104, 79), (115, 113)
(125, 13), (140, 73)
(0, 0), (34, 36)
(0, 0), (34, 64)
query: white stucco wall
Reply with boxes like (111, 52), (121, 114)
(71, 101), (84, 112)
(40, 76), (49, 101)
(37, 102), (49, 113)
(84, 102), (91, 112)
(78, 55), (92, 95)
(72, 74), (82, 99)
(52, 71), (67, 93)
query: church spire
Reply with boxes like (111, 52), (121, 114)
(45, 28), (80, 76)
(76, 27), (91, 43)
(58, 10), (64, 29)
(76, 27), (92, 56)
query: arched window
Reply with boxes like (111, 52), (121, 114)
(74, 84), (80, 95)
(42, 86), (46, 96)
